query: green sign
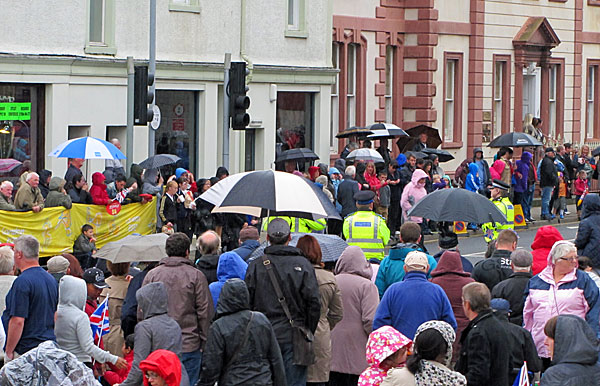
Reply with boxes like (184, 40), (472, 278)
(0, 103), (31, 120)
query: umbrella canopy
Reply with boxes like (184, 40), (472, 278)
(592, 146), (600, 157)
(48, 137), (126, 160)
(407, 188), (507, 224)
(366, 123), (409, 139)
(275, 148), (319, 163)
(336, 126), (373, 139)
(248, 233), (348, 263)
(422, 148), (455, 163)
(139, 154), (180, 169)
(0, 158), (22, 173)
(488, 132), (543, 148)
(403, 151), (428, 160)
(407, 125), (442, 148)
(200, 170), (341, 220)
(94, 233), (169, 263)
(346, 148), (385, 163)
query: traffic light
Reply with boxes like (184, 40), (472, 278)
(134, 65), (155, 125)
(229, 62), (250, 130)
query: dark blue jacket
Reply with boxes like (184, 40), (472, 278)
(373, 271), (457, 339)
(231, 240), (260, 262)
(575, 194), (600, 267)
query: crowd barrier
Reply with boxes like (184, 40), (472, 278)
(0, 199), (157, 257)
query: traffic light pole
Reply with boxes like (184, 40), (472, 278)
(126, 56), (134, 175)
(223, 53), (231, 169)
(148, 0), (156, 157)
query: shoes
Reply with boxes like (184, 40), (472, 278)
(560, 214), (564, 219)
(528, 218), (536, 222)
(550, 214), (556, 220)
(565, 210), (571, 215)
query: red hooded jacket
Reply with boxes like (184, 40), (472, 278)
(104, 350), (134, 385)
(90, 172), (110, 205)
(531, 225), (564, 275)
(140, 349), (182, 386)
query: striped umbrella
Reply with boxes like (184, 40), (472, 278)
(48, 137), (126, 160)
(200, 170), (341, 220)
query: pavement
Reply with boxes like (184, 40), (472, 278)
(390, 202), (581, 267)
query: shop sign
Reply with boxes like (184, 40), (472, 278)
(172, 118), (185, 131)
(0, 103), (31, 120)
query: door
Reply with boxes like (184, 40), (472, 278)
(523, 67), (541, 118)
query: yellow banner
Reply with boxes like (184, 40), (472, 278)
(0, 199), (157, 257)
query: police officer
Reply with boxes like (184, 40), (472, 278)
(343, 190), (391, 261)
(263, 216), (327, 233)
(482, 179), (515, 243)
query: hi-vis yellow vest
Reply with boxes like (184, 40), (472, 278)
(482, 197), (515, 243)
(263, 216), (327, 233)
(343, 210), (391, 260)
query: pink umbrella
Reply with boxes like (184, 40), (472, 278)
(0, 158), (22, 173)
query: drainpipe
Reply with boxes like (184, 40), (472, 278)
(240, 0), (253, 82)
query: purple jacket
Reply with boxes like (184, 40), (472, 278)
(513, 152), (532, 193)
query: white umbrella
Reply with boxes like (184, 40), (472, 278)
(94, 233), (169, 263)
(366, 123), (408, 138)
(48, 136), (126, 160)
(346, 148), (385, 163)
(200, 170), (341, 220)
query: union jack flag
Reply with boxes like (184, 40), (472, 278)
(512, 361), (529, 386)
(90, 296), (110, 341)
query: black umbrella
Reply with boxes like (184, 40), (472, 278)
(407, 189), (507, 224)
(592, 146), (600, 157)
(406, 125), (442, 148)
(422, 148), (455, 163)
(404, 151), (428, 160)
(249, 233), (349, 263)
(336, 126), (373, 139)
(139, 154), (180, 169)
(488, 132), (543, 148)
(275, 148), (319, 163)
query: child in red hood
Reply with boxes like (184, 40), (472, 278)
(104, 334), (135, 385)
(531, 225), (564, 275)
(140, 349), (182, 386)
(90, 172), (110, 205)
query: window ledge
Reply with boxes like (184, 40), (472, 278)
(285, 29), (308, 39)
(589, 0), (600, 5)
(84, 44), (117, 55)
(441, 141), (463, 149)
(169, 3), (201, 13)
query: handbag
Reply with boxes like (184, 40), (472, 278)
(261, 255), (315, 366)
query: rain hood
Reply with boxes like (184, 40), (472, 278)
(136, 281), (168, 320)
(334, 245), (373, 280)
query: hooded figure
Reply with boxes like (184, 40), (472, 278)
(400, 169), (429, 223)
(45, 177), (72, 209)
(464, 163), (480, 193)
(358, 326), (412, 386)
(531, 226), (564, 275)
(120, 282), (189, 386)
(490, 159), (505, 181)
(90, 172), (110, 205)
(126, 164), (144, 203)
(575, 194), (600, 267)
(140, 349), (182, 386)
(383, 321), (466, 386)
(540, 314), (600, 385)
(142, 168), (163, 196)
(198, 279), (286, 386)
(175, 168), (188, 180)
(430, 251), (474, 361)
(472, 147), (490, 188)
(38, 169), (52, 198)
(514, 151), (532, 194)
(330, 246), (380, 380)
(54, 276), (119, 365)
(208, 252), (248, 309)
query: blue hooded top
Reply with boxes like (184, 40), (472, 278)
(209, 252), (248, 309)
(175, 168), (187, 179)
(464, 163), (481, 192)
(514, 151), (532, 193)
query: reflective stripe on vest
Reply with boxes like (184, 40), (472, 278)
(346, 213), (385, 258)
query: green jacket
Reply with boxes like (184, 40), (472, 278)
(45, 177), (72, 209)
(14, 184), (44, 210)
(0, 192), (15, 211)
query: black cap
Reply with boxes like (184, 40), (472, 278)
(439, 233), (459, 249)
(267, 218), (291, 238)
(83, 267), (110, 289)
(490, 179), (510, 191)
(354, 190), (376, 205)
(545, 147), (555, 153)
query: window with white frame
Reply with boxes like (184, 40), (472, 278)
(493, 61), (503, 138)
(169, 0), (200, 13)
(330, 43), (340, 148)
(89, 0), (105, 44)
(549, 65), (557, 139)
(347, 44), (357, 128)
(288, 0), (300, 30)
(444, 59), (456, 142)
(587, 65), (595, 139)
(385, 45), (395, 123)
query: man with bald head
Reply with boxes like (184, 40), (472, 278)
(195, 231), (221, 285)
(491, 249), (533, 325)
(14, 172), (44, 212)
(105, 138), (126, 183)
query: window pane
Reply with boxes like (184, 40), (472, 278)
(446, 61), (455, 99)
(347, 45), (356, 95)
(331, 43), (339, 95)
(587, 101), (594, 138)
(288, 0), (299, 29)
(494, 62), (502, 100)
(276, 92), (315, 152)
(89, 0), (104, 43)
(385, 46), (394, 95)
(445, 101), (454, 141)
(588, 66), (595, 101)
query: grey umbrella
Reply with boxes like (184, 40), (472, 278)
(248, 233), (348, 263)
(407, 188), (507, 224)
(139, 154), (181, 169)
(94, 233), (169, 263)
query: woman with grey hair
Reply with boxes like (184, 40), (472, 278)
(523, 240), (600, 369)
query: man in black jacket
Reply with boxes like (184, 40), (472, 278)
(540, 147), (558, 220)
(245, 218), (321, 386)
(399, 154), (416, 190)
(386, 160), (402, 235)
(491, 249), (533, 326)
(472, 229), (516, 290)
(337, 165), (359, 218)
(456, 282), (509, 386)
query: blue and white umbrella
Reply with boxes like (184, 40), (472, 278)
(48, 137), (126, 160)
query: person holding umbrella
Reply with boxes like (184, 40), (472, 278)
(412, 132), (428, 151)
(343, 190), (391, 262)
(481, 180), (514, 244)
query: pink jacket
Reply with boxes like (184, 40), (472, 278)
(490, 160), (505, 181)
(400, 169), (429, 223)
(523, 251), (599, 358)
